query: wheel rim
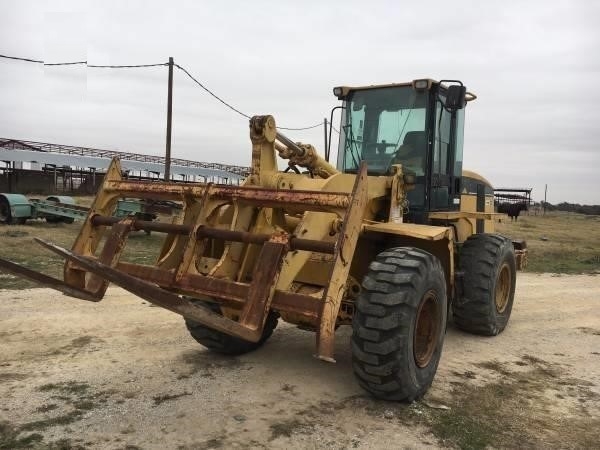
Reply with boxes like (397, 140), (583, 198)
(495, 263), (511, 313)
(413, 290), (440, 368)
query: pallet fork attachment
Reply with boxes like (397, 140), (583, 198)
(0, 140), (367, 361)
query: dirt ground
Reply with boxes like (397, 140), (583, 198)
(1, 273), (599, 450)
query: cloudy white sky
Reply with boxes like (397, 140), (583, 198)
(1, 0), (599, 203)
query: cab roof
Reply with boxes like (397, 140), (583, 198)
(334, 79), (477, 102)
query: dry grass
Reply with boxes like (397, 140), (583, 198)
(0, 196), (168, 290)
(1, 199), (598, 291)
(420, 356), (600, 449)
(271, 355), (600, 450)
(496, 211), (600, 273)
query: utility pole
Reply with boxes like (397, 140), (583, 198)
(323, 118), (328, 161)
(164, 56), (174, 181)
(544, 183), (547, 215)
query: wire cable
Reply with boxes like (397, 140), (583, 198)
(175, 63), (325, 130)
(87, 63), (168, 68)
(0, 54), (167, 68)
(278, 122), (323, 131)
(174, 63), (251, 119)
(2, 53), (326, 131)
(44, 61), (87, 66)
(0, 54), (44, 63)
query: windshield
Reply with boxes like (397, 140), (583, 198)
(336, 86), (429, 175)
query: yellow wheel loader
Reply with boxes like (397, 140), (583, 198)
(0, 79), (527, 402)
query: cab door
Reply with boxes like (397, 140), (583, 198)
(429, 94), (464, 211)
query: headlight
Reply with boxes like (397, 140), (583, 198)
(413, 79), (429, 90)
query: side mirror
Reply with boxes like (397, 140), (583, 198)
(445, 85), (466, 110)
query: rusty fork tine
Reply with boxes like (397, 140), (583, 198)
(0, 257), (100, 301)
(34, 238), (265, 342)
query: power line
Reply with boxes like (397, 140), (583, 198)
(175, 63), (324, 131)
(174, 64), (324, 130)
(0, 54), (167, 68)
(44, 61), (87, 66)
(0, 54), (43, 63)
(279, 122), (323, 131)
(1, 53), (326, 131)
(87, 63), (168, 69)
(174, 63), (250, 119)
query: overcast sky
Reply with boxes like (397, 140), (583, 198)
(1, 0), (599, 204)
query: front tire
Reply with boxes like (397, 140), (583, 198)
(453, 234), (516, 336)
(185, 300), (278, 355)
(352, 247), (447, 402)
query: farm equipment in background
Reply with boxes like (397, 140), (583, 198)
(0, 194), (86, 224)
(0, 194), (180, 225)
(0, 79), (527, 402)
(494, 188), (533, 221)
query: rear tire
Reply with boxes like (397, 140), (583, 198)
(185, 300), (278, 355)
(453, 234), (516, 336)
(352, 247), (447, 402)
(0, 196), (12, 224)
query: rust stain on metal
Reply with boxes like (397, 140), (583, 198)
(316, 162), (368, 361)
(86, 219), (133, 295)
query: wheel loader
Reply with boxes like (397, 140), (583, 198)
(0, 78), (527, 402)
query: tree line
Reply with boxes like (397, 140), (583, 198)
(540, 202), (600, 216)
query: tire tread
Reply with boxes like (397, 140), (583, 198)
(352, 247), (447, 402)
(453, 233), (516, 336)
(185, 301), (278, 355)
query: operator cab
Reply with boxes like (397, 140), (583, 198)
(332, 79), (474, 224)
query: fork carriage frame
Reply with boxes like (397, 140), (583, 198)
(1, 116), (376, 362)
